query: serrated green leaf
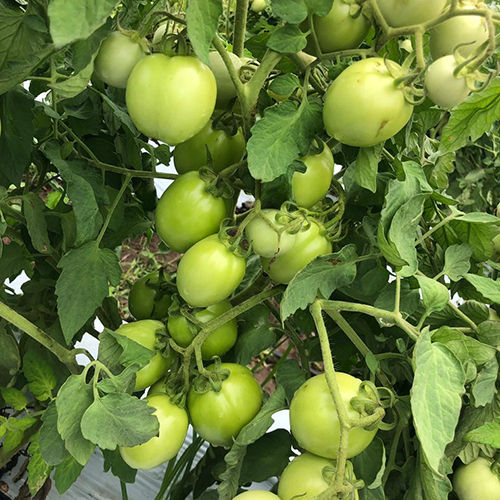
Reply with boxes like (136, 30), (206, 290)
(27, 434), (52, 495)
(0, 387), (27, 411)
(39, 401), (70, 466)
(272, 0), (308, 23)
(416, 275), (449, 317)
(471, 357), (498, 408)
(23, 349), (57, 401)
(351, 145), (383, 193)
(2, 416), (38, 454)
(442, 244), (472, 281)
(464, 274), (500, 304)
(465, 417), (500, 448)
(53, 455), (84, 494)
(267, 25), (307, 53)
(23, 193), (52, 254)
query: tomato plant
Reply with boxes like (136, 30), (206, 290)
(128, 271), (172, 320)
(453, 457), (500, 500)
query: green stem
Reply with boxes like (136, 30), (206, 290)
(0, 301), (79, 373)
(233, 0), (249, 57)
(394, 273), (401, 315)
(120, 481), (128, 500)
(448, 301), (479, 332)
(415, 212), (460, 246)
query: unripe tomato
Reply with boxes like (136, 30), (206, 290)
(250, 0), (268, 13)
(128, 272), (171, 320)
(177, 234), (246, 307)
(94, 32), (146, 89)
(262, 220), (332, 284)
(376, 0), (448, 27)
(233, 491), (279, 500)
(168, 300), (238, 360)
(290, 373), (378, 459)
(187, 363), (262, 447)
(115, 320), (173, 391)
(155, 171), (228, 252)
(292, 142), (334, 208)
(323, 58), (413, 147)
(126, 54), (216, 145)
(245, 209), (296, 258)
(173, 121), (245, 174)
(119, 394), (188, 469)
(278, 452), (359, 500)
(453, 457), (500, 500)
(208, 51), (243, 108)
(430, 3), (489, 59)
(306, 0), (370, 54)
(424, 55), (470, 109)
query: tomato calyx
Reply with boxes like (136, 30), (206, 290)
(199, 167), (235, 199)
(191, 358), (231, 393)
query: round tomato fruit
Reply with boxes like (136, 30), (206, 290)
(173, 121), (245, 174)
(424, 55), (471, 109)
(128, 272), (171, 320)
(188, 363), (262, 447)
(323, 57), (413, 147)
(453, 457), (500, 500)
(376, 0), (448, 27)
(176, 235), (246, 307)
(155, 171), (228, 252)
(115, 320), (173, 391)
(119, 394), (188, 469)
(94, 32), (146, 89)
(168, 300), (238, 359)
(292, 142), (334, 208)
(208, 51), (243, 108)
(233, 491), (279, 500)
(290, 373), (378, 459)
(245, 209), (296, 258)
(262, 220), (331, 284)
(430, 3), (489, 60)
(306, 0), (370, 54)
(126, 54), (216, 145)
(278, 452), (359, 500)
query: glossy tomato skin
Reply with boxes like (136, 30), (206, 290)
(290, 373), (378, 459)
(168, 300), (238, 360)
(173, 122), (245, 174)
(208, 51), (242, 108)
(116, 320), (173, 391)
(126, 54), (216, 145)
(233, 491), (279, 500)
(293, 142), (334, 208)
(128, 272), (171, 320)
(430, 3), (489, 59)
(306, 0), (370, 54)
(177, 235), (246, 307)
(188, 363), (262, 447)
(155, 171), (228, 252)
(278, 452), (359, 500)
(94, 32), (146, 89)
(245, 209), (296, 258)
(119, 394), (188, 469)
(376, 0), (448, 27)
(424, 55), (470, 109)
(262, 220), (332, 284)
(323, 58), (413, 147)
(453, 457), (500, 500)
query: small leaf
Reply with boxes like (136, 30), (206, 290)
(23, 193), (52, 253)
(464, 274), (500, 304)
(351, 145), (383, 193)
(54, 455), (84, 494)
(267, 25), (307, 54)
(471, 357), (498, 408)
(2, 416), (38, 454)
(272, 0), (308, 23)
(465, 418), (500, 448)
(416, 275), (449, 317)
(442, 244), (472, 281)
(27, 434), (52, 495)
(0, 387), (27, 411)
(39, 401), (69, 466)
(23, 349), (57, 401)
(102, 449), (137, 484)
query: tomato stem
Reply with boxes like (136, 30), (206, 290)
(233, 0), (249, 58)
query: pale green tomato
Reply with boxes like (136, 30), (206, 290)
(115, 320), (172, 391)
(245, 209), (296, 258)
(430, 3), (489, 59)
(94, 32), (146, 89)
(250, 0), (268, 13)
(376, 0), (448, 27)
(323, 58), (413, 147)
(425, 55), (470, 109)
(119, 394), (188, 469)
(208, 51), (243, 108)
(233, 491), (279, 500)
(292, 142), (334, 208)
(453, 457), (500, 500)
(126, 54), (216, 145)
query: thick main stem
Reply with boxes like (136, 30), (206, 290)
(233, 0), (249, 57)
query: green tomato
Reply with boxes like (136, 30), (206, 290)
(119, 394), (188, 469)
(168, 300), (238, 360)
(306, 0), (370, 54)
(173, 121), (245, 174)
(245, 209), (296, 258)
(292, 142), (334, 208)
(128, 272), (172, 320)
(453, 457), (500, 500)
(177, 234), (246, 307)
(94, 32), (146, 89)
(290, 373), (378, 459)
(126, 54), (216, 145)
(278, 452), (359, 500)
(376, 0), (448, 27)
(155, 171), (228, 252)
(115, 320), (172, 391)
(233, 491), (279, 500)
(262, 220), (332, 284)
(187, 363), (262, 447)
(430, 3), (489, 59)
(323, 57), (414, 147)
(208, 51), (243, 108)
(425, 55), (470, 109)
